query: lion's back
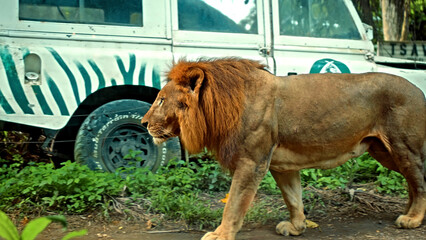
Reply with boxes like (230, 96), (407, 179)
(276, 72), (424, 106)
(271, 72), (425, 145)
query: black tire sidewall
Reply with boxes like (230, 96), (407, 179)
(74, 99), (181, 172)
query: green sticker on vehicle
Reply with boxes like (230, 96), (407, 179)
(310, 58), (350, 73)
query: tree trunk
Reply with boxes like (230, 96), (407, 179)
(353, 0), (375, 26)
(381, 0), (410, 41)
(352, 0), (378, 40)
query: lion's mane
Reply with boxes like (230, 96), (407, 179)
(167, 58), (265, 169)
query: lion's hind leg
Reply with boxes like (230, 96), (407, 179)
(396, 141), (426, 228)
(394, 156), (426, 229)
(392, 139), (426, 228)
(370, 139), (426, 229)
(270, 170), (306, 236)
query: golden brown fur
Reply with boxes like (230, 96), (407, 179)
(142, 58), (426, 240)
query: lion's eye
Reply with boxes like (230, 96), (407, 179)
(158, 98), (165, 106)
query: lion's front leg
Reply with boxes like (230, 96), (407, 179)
(202, 159), (269, 240)
(271, 170), (306, 236)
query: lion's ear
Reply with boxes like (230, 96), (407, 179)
(186, 67), (205, 96)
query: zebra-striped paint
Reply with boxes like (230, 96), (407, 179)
(0, 45), (163, 129)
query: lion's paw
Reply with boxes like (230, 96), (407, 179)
(201, 232), (226, 240)
(395, 215), (422, 229)
(276, 221), (305, 236)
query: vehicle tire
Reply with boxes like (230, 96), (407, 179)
(74, 99), (181, 173)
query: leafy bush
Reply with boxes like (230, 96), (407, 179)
(0, 161), (124, 213)
(259, 172), (280, 195)
(188, 159), (232, 192)
(0, 150), (408, 229)
(299, 153), (407, 196)
(376, 165), (408, 195)
(124, 159), (231, 195)
(122, 159), (225, 228)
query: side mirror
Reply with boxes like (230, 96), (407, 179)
(362, 23), (373, 41)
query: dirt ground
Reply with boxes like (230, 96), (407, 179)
(40, 213), (425, 240)
(11, 188), (425, 240)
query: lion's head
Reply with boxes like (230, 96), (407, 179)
(141, 58), (265, 169)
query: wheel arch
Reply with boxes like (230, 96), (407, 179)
(55, 85), (160, 156)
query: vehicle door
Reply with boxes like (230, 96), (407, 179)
(271, 0), (376, 76)
(170, 0), (273, 70)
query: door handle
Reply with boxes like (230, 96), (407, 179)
(24, 53), (42, 85)
(258, 47), (270, 57)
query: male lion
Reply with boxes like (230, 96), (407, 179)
(141, 58), (426, 240)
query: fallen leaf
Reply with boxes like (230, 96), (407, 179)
(306, 219), (319, 228)
(146, 220), (153, 230)
(20, 216), (29, 226)
(220, 193), (229, 203)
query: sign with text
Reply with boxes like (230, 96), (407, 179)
(378, 41), (425, 62)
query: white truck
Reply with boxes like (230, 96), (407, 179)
(1, 0), (425, 172)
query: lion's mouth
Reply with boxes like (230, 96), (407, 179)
(153, 136), (168, 145)
(148, 130), (174, 145)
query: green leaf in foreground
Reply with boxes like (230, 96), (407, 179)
(0, 210), (19, 240)
(0, 210), (87, 240)
(62, 229), (88, 240)
(46, 215), (68, 229)
(20, 217), (52, 240)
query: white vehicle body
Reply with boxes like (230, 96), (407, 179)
(1, 0), (425, 170)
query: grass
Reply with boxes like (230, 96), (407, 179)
(0, 150), (408, 230)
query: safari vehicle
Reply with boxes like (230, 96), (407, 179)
(1, 0), (425, 172)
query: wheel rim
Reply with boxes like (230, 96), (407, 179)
(101, 123), (157, 172)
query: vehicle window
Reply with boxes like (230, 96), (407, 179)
(19, 0), (143, 26)
(178, 0), (258, 34)
(278, 0), (361, 39)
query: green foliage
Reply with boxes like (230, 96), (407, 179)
(0, 210), (87, 240)
(0, 150), (409, 230)
(122, 159), (225, 228)
(259, 172), (280, 195)
(352, 0), (425, 43)
(299, 153), (407, 196)
(0, 161), (125, 213)
(123, 149), (143, 162)
(189, 159), (232, 192)
(253, 153), (407, 197)
(376, 165), (408, 195)
(244, 195), (284, 224)
(124, 159), (231, 196)
(410, 0), (426, 40)
(149, 191), (222, 229)
(257, 153), (407, 197)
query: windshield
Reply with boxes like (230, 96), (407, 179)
(19, 0), (143, 26)
(278, 0), (361, 39)
(178, 0), (258, 34)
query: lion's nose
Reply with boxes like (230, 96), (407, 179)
(141, 121), (148, 128)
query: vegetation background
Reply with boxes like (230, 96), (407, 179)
(351, 0), (425, 41)
(0, 131), (410, 231)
